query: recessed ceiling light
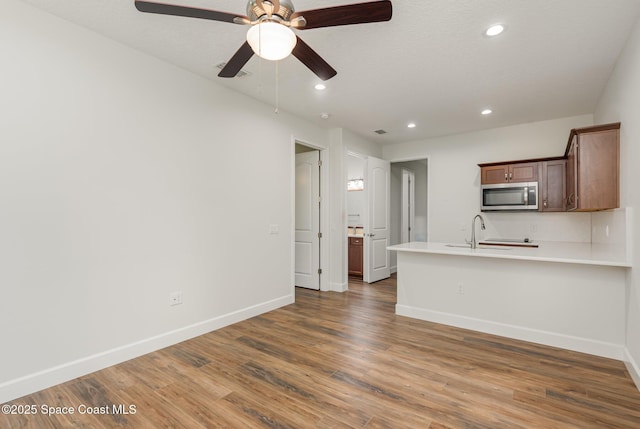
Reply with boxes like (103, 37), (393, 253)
(320, 112), (330, 120)
(407, 123), (416, 128)
(481, 108), (493, 115)
(485, 24), (505, 37)
(314, 83), (326, 91)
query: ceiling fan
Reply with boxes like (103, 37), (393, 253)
(134, 0), (392, 81)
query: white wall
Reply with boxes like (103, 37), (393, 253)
(0, 0), (328, 402)
(383, 115), (594, 244)
(344, 129), (383, 159)
(595, 14), (640, 387)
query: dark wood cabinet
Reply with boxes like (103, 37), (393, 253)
(348, 237), (363, 277)
(481, 161), (538, 184)
(540, 159), (567, 212)
(565, 123), (620, 211)
(478, 122), (620, 213)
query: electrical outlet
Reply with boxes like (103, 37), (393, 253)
(457, 282), (464, 295)
(169, 291), (183, 306)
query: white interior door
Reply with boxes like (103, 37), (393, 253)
(295, 151), (320, 290)
(401, 169), (416, 243)
(364, 156), (391, 283)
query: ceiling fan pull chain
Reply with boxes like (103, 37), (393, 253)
(275, 60), (280, 114)
(258, 22), (262, 58)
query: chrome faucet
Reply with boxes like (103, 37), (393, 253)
(466, 214), (486, 249)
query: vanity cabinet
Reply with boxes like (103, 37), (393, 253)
(540, 159), (566, 212)
(481, 161), (539, 184)
(348, 237), (363, 277)
(565, 123), (620, 211)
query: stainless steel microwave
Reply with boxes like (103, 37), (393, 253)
(481, 182), (538, 211)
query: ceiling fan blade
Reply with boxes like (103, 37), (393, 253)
(218, 42), (254, 78)
(135, 1), (250, 25)
(291, 0), (392, 30)
(292, 37), (337, 81)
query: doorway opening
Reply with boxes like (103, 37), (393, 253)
(390, 158), (429, 272)
(346, 152), (391, 284)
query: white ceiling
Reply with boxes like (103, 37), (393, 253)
(19, 0), (640, 145)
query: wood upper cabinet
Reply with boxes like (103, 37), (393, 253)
(565, 123), (620, 211)
(478, 122), (620, 213)
(540, 159), (566, 212)
(481, 161), (539, 184)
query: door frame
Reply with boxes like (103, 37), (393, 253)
(401, 168), (416, 243)
(291, 137), (329, 293)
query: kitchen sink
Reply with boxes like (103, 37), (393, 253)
(445, 243), (513, 250)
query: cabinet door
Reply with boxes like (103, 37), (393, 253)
(481, 163), (539, 184)
(576, 129), (619, 210)
(509, 162), (538, 183)
(348, 237), (363, 276)
(481, 165), (509, 184)
(541, 160), (566, 211)
(566, 136), (578, 211)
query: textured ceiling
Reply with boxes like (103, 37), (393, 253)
(18, 0), (640, 145)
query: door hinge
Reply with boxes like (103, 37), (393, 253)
(317, 232), (323, 239)
(318, 160), (323, 167)
(317, 268), (323, 275)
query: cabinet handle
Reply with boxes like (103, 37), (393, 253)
(504, 172), (508, 181)
(543, 199), (548, 208)
(509, 172), (513, 180)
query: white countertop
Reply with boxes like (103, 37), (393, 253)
(387, 241), (631, 267)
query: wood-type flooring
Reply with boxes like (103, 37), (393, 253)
(2, 275), (640, 428)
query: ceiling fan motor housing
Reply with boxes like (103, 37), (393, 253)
(247, 0), (294, 21)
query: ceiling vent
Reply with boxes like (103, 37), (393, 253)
(216, 63), (251, 78)
(373, 129), (388, 135)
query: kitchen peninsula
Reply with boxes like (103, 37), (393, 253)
(388, 239), (630, 360)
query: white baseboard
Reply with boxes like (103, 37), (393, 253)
(624, 348), (640, 392)
(329, 281), (348, 292)
(396, 304), (626, 361)
(0, 294), (293, 404)
(390, 265), (397, 274)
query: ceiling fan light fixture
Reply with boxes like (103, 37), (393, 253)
(246, 22), (297, 61)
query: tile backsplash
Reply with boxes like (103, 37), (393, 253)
(483, 211), (592, 243)
(591, 208), (629, 245)
(482, 208), (629, 245)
